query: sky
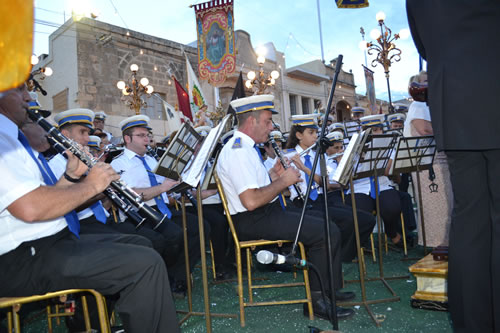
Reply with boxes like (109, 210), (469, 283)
(33, 0), (422, 102)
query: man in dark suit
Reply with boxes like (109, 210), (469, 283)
(406, 1), (500, 332)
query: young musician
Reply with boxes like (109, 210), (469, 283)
(346, 115), (408, 248)
(286, 115), (375, 261)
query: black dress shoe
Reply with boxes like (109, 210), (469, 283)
(304, 291), (355, 320)
(215, 264), (235, 281)
(335, 290), (356, 301)
(171, 280), (187, 299)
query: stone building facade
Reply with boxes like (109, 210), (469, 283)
(34, 17), (386, 139)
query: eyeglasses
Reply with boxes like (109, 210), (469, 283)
(130, 134), (153, 139)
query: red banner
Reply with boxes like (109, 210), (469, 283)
(174, 77), (193, 122)
(194, 0), (236, 86)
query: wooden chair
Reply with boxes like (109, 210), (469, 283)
(214, 172), (313, 327)
(0, 289), (110, 333)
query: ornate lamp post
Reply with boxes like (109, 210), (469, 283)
(116, 64), (154, 115)
(245, 47), (280, 95)
(27, 55), (53, 94)
(364, 11), (405, 113)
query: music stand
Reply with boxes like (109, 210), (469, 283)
(153, 122), (200, 180)
(388, 135), (436, 257)
(343, 120), (360, 139)
(332, 131), (403, 327)
(166, 114), (236, 332)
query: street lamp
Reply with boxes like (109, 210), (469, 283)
(245, 47), (280, 95)
(116, 64), (154, 115)
(27, 55), (53, 95)
(363, 11), (404, 113)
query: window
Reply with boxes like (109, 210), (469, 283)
(142, 93), (166, 120)
(301, 97), (310, 114)
(289, 94), (297, 115)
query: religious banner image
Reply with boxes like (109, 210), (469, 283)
(363, 65), (377, 114)
(335, 0), (369, 8)
(194, 0), (236, 86)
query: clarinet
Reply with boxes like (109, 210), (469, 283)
(46, 136), (146, 227)
(28, 109), (167, 229)
(146, 145), (160, 161)
(268, 136), (306, 203)
(147, 144), (198, 207)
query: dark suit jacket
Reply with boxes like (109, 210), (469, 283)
(406, 0), (500, 150)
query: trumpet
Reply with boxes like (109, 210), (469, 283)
(27, 108), (166, 229)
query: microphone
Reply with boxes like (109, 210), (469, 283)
(256, 250), (307, 267)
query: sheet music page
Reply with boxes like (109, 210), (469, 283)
(181, 114), (232, 187)
(333, 132), (360, 185)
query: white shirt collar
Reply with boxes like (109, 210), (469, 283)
(123, 147), (142, 160)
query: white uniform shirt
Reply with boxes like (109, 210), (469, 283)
(347, 146), (394, 195)
(215, 131), (276, 215)
(285, 145), (322, 201)
(326, 154), (339, 185)
(263, 156), (277, 171)
(403, 101), (432, 137)
(48, 153), (108, 220)
(110, 147), (169, 208)
(0, 114), (67, 255)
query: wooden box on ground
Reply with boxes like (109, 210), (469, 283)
(409, 254), (448, 311)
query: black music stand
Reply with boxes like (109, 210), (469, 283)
(343, 120), (360, 139)
(153, 122), (200, 180)
(388, 135), (437, 257)
(332, 131), (404, 327)
(166, 114), (236, 332)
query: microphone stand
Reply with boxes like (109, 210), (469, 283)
(288, 55), (344, 330)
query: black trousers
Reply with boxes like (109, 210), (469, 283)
(446, 150), (500, 333)
(345, 190), (402, 239)
(0, 229), (179, 333)
(324, 192), (377, 259)
(186, 203), (229, 267)
(232, 201), (342, 293)
(398, 190), (417, 232)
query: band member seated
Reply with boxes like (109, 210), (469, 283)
(262, 129), (284, 171)
(286, 114), (375, 262)
(0, 83), (179, 333)
(388, 113), (406, 130)
(111, 115), (210, 297)
(48, 109), (116, 235)
(93, 110), (113, 141)
(216, 94), (355, 320)
(350, 106), (365, 121)
(345, 114), (409, 248)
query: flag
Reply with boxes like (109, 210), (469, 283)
(226, 71), (245, 122)
(162, 100), (183, 131)
(173, 77), (193, 122)
(186, 55), (207, 120)
(335, 0), (369, 8)
(0, 0), (33, 91)
(193, 0), (236, 86)
(363, 65), (377, 115)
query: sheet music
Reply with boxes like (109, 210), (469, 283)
(332, 131), (368, 185)
(181, 114), (233, 187)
